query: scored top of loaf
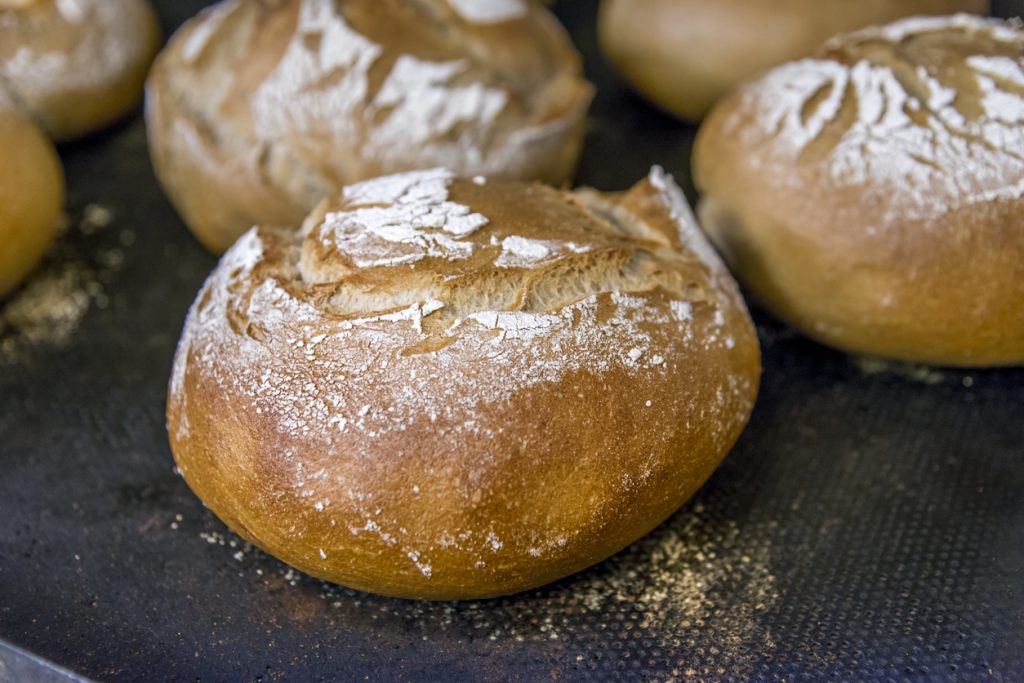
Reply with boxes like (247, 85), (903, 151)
(723, 14), (1024, 224)
(167, 168), (762, 593)
(294, 167), (729, 328)
(170, 168), (752, 457)
(160, 0), (591, 205)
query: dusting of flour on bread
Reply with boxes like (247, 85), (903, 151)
(312, 168), (490, 269)
(250, 2), (381, 143)
(247, 4), (535, 178)
(153, 0), (592, 247)
(172, 168), (750, 445)
(1, 0), (152, 93)
(54, 0), (85, 23)
(446, 0), (528, 24)
(737, 14), (1024, 224)
(168, 168), (758, 588)
(310, 169), (602, 273)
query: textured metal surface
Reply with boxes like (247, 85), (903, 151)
(1, 2), (1023, 681)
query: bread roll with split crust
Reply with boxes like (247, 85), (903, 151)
(146, 0), (593, 254)
(167, 168), (760, 600)
(0, 107), (64, 297)
(0, 0), (160, 141)
(694, 15), (1024, 366)
(598, 0), (990, 121)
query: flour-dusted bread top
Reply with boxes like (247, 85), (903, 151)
(445, 0), (528, 23)
(598, 0), (989, 121)
(704, 14), (1024, 224)
(167, 168), (761, 599)
(694, 15), (1024, 366)
(0, 0), (160, 141)
(147, 0), (593, 253)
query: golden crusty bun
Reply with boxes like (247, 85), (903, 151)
(598, 0), (990, 121)
(167, 167), (760, 600)
(0, 0), (161, 142)
(146, 0), (594, 255)
(0, 107), (64, 297)
(694, 15), (1024, 367)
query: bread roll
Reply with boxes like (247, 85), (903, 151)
(0, 0), (161, 142)
(146, 0), (593, 255)
(694, 15), (1024, 367)
(167, 167), (760, 600)
(0, 107), (64, 297)
(598, 0), (990, 121)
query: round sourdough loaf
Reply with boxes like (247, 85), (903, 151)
(0, 0), (160, 141)
(146, 0), (593, 254)
(167, 167), (760, 599)
(598, 0), (989, 121)
(694, 15), (1024, 366)
(0, 106), (64, 297)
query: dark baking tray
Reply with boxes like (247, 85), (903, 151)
(2, 2), (1023, 681)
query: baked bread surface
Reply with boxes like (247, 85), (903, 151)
(167, 168), (760, 599)
(599, 0), (989, 121)
(0, 106), (64, 297)
(0, 0), (160, 141)
(147, 0), (593, 254)
(695, 15), (1024, 366)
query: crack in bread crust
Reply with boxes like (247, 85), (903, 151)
(283, 169), (716, 328)
(166, 169), (761, 599)
(725, 15), (1024, 222)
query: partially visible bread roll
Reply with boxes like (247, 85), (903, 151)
(0, 0), (161, 141)
(599, 0), (990, 121)
(167, 167), (760, 600)
(0, 107), (64, 297)
(147, 0), (593, 254)
(694, 15), (1024, 367)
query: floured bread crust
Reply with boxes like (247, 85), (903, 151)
(695, 15), (1024, 366)
(146, 0), (594, 254)
(167, 168), (760, 600)
(0, 0), (161, 141)
(598, 0), (988, 121)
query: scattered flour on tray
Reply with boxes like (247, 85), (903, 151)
(855, 357), (948, 385)
(0, 203), (128, 363)
(202, 505), (778, 677)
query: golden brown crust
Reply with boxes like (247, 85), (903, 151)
(167, 168), (760, 599)
(694, 15), (1024, 367)
(0, 107), (64, 297)
(0, 0), (161, 141)
(146, 0), (593, 254)
(598, 0), (989, 121)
